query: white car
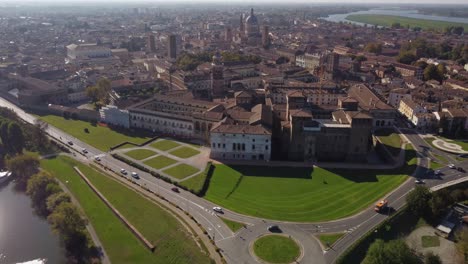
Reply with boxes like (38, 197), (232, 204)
(131, 172), (139, 179)
(94, 156), (101, 162)
(448, 164), (456, 169)
(82, 148), (88, 154)
(120, 169), (127, 175)
(415, 179), (424, 184)
(213, 207), (223, 213)
(434, 170), (442, 175)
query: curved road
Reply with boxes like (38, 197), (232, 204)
(2, 97), (467, 264)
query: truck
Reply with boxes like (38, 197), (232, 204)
(374, 200), (388, 213)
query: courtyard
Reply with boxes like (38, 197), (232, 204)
(115, 138), (209, 181)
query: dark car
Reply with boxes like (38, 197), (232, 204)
(171, 187), (179, 193)
(267, 225), (282, 233)
(457, 167), (466, 173)
(67, 141), (73, 145)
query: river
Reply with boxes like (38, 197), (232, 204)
(323, 8), (468, 26)
(0, 181), (66, 264)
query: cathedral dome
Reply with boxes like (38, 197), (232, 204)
(245, 8), (258, 25)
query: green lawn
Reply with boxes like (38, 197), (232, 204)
(179, 172), (207, 193)
(204, 146), (415, 222)
(41, 156), (210, 264)
(421, 235), (440, 248)
(219, 218), (245, 233)
(169, 147), (201, 159)
(253, 235), (300, 264)
(442, 138), (468, 151)
(318, 233), (345, 247)
(143, 155), (177, 170)
(150, 140), (180, 151)
(37, 115), (150, 151)
(124, 149), (157, 160)
(346, 14), (468, 31)
(426, 137), (468, 152)
(163, 164), (200, 180)
(375, 128), (402, 157)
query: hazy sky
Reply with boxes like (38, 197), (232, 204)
(4, 0), (468, 4)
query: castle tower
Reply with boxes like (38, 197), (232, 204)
(211, 52), (225, 98)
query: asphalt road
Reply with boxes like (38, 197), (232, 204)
(2, 97), (467, 264)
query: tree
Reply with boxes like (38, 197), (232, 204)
(406, 186), (432, 218)
(391, 22), (401, 29)
(26, 171), (60, 215)
(365, 42), (383, 54)
(424, 64), (438, 81)
(363, 239), (420, 264)
(6, 154), (40, 189)
(86, 78), (111, 105)
(7, 122), (24, 154)
(455, 227), (468, 262)
(424, 252), (442, 264)
(430, 189), (454, 218)
(47, 202), (90, 260)
(450, 189), (465, 202)
(397, 51), (417, 65)
(46, 192), (71, 213)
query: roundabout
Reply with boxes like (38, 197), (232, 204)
(431, 138), (468, 154)
(251, 234), (302, 264)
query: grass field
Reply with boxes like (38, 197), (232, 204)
(204, 146), (415, 222)
(425, 137), (468, 152)
(253, 235), (300, 264)
(143, 156), (177, 170)
(163, 164), (199, 180)
(346, 14), (468, 31)
(318, 233), (345, 247)
(37, 115), (150, 151)
(421, 235), (440, 248)
(169, 147), (201, 159)
(375, 128), (402, 157)
(151, 140), (180, 151)
(219, 218), (245, 232)
(41, 156), (210, 264)
(179, 172), (207, 193)
(124, 149), (157, 160)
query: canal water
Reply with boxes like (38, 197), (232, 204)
(0, 181), (66, 264)
(323, 8), (468, 26)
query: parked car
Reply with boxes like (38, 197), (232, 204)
(449, 164), (456, 169)
(213, 207), (223, 213)
(267, 225), (282, 233)
(434, 170), (442, 176)
(171, 187), (179, 193)
(457, 167), (466, 173)
(82, 148), (88, 154)
(120, 169), (127, 175)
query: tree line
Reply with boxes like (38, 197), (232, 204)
(175, 51), (262, 71)
(0, 107), (98, 263)
(7, 155), (99, 263)
(397, 38), (468, 66)
(0, 108), (52, 168)
(360, 185), (468, 264)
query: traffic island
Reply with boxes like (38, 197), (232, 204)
(430, 138), (468, 154)
(251, 234), (302, 264)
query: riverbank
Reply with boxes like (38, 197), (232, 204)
(0, 181), (66, 264)
(345, 14), (468, 31)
